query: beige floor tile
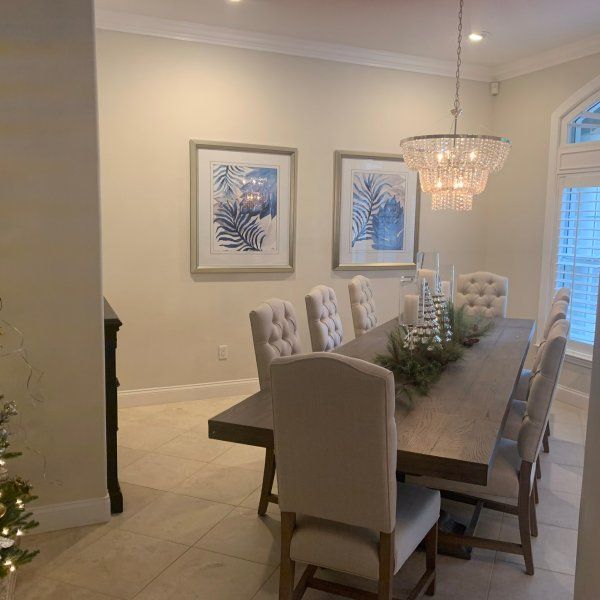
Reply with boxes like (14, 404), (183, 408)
(119, 452), (206, 491)
(212, 444), (267, 472)
(134, 547), (274, 600)
(51, 529), (187, 599)
(538, 462), (583, 495)
(175, 463), (263, 505)
(540, 439), (585, 468)
(20, 524), (112, 580)
(196, 506), (281, 565)
(120, 492), (234, 545)
(108, 483), (165, 529)
(15, 576), (116, 600)
(550, 422), (586, 445)
(155, 430), (232, 462)
(239, 486), (279, 514)
(117, 446), (148, 470)
(488, 561), (574, 599)
(127, 403), (213, 430)
(536, 489), (581, 531)
(497, 516), (578, 575)
(117, 421), (183, 451)
(550, 402), (585, 425)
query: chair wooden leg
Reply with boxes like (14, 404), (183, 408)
(258, 447), (276, 516)
(529, 493), (538, 537)
(534, 479), (539, 505)
(425, 524), (437, 596)
(518, 463), (535, 575)
(378, 530), (394, 600)
(543, 422), (550, 453)
(280, 512), (296, 600)
(536, 456), (542, 480)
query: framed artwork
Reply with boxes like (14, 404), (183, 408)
(190, 141), (297, 273)
(332, 151), (420, 270)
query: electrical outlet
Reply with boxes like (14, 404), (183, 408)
(218, 344), (228, 360)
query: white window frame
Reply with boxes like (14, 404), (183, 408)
(539, 74), (600, 365)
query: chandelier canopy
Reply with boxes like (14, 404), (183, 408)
(400, 0), (510, 211)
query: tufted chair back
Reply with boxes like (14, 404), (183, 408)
(249, 298), (302, 390)
(518, 319), (569, 463)
(348, 275), (378, 338)
(271, 352), (397, 532)
(542, 300), (568, 340)
(455, 271), (508, 318)
(305, 285), (344, 352)
(553, 287), (571, 304)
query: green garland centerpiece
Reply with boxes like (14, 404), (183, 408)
(375, 285), (493, 405)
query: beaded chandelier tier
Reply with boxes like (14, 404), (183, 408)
(400, 0), (510, 211)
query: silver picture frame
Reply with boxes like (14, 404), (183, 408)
(332, 150), (420, 271)
(190, 140), (297, 274)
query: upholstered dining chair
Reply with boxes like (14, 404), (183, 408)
(454, 271), (508, 318)
(305, 285), (344, 351)
(512, 298), (569, 404)
(408, 320), (568, 575)
(270, 353), (440, 600)
(503, 319), (570, 457)
(249, 298), (302, 516)
(348, 275), (378, 338)
(553, 287), (571, 303)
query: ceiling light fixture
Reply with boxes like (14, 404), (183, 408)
(400, 0), (509, 211)
(468, 32), (484, 42)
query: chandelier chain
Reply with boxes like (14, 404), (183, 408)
(452, 0), (464, 135)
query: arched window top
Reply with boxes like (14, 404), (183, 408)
(568, 98), (600, 144)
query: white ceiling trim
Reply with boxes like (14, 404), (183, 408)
(94, 9), (492, 82)
(95, 9), (600, 83)
(495, 32), (600, 81)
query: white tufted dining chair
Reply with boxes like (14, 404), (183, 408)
(249, 298), (302, 516)
(348, 275), (378, 338)
(409, 320), (568, 575)
(553, 287), (571, 303)
(271, 353), (440, 599)
(305, 285), (344, 351)
(455, 271), (509, 318)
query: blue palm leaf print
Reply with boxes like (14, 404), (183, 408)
(351, 173), (394, 247)
(213, 200), (265, 252)
(213, 164), (244, 203)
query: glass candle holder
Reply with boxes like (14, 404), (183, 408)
(416, 251), (440, 293)
(439, 264), (455, 302)
(399, 275), (419, 325)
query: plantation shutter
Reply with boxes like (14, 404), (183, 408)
(555, 175), (600, 347)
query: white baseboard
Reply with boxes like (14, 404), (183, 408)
(556, 384), (589, 410)
(118, 377), (260, 408)
(31, 494), (111, 534)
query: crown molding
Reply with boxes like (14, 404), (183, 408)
(94, 9), (492, 82)
(493, 33), (600, 81)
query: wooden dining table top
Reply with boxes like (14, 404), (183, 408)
(208, 317), (535, 486)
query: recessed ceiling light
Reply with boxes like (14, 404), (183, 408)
(468, 31), (489, 42)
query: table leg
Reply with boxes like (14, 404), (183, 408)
(258, 447), (277, 516)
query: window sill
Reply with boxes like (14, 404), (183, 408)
(565, 347), (593, 368)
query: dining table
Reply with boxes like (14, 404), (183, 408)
(208, 316), (535, 558)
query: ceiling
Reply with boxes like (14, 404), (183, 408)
(95, 0), (600, 76)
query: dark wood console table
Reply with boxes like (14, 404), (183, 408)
(104, 298), (123, 514)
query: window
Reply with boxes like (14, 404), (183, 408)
(541, 78), (600, 361)
(555, 183), (600, 346)
(568, 101), (600, 144)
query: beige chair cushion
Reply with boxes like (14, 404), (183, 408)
(503, 399), (527, 442)
(553, 287), (571, 303)
(290, 483), (440, 580)
(518, 320), (569, 463)
(305, 285), (344, 351)
(542, 300), (568, 340)
(349, 275), (378, 337)
(249, 298), (302, 390)
(455, 271), (508, 318)
(408, 438), (521, 500)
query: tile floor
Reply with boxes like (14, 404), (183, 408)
(17, 396), (587, 599)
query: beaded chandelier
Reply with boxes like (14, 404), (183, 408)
(400, 0), (510, 211)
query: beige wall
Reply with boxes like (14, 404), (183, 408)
(0, 1), (107, 516)
(96, 31), (494, 391)
(484, 53), (600, 395)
